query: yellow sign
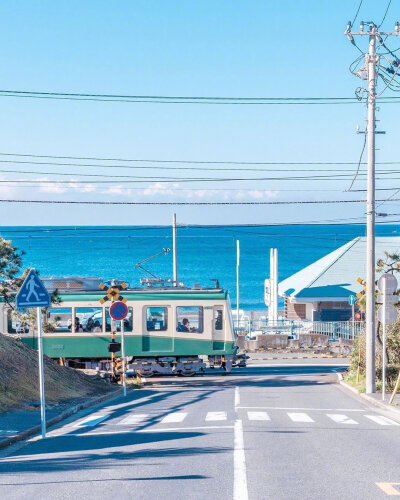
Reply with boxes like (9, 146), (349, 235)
(99, 282), (128, 304)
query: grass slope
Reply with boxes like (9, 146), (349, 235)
(0, 334), (113, 412)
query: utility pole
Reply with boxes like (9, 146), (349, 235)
(236, 240), (240, 331)
(345, 20), (400, 393)
(172, 213), (177, 286)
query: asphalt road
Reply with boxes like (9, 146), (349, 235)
(0, 362), (399, 500)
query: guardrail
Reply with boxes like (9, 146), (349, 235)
(234, 319), (364, 340)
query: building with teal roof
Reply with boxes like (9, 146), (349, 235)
(278, 237), (400, 322)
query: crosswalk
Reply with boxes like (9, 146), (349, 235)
(73, 410), (400, 429)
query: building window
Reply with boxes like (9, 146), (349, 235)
(146, 307), (168, 331)
(176, 306), (203, 333)
(105, 307), (133, 332)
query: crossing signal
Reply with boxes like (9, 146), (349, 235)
(356, 277), (367, 299)
(115, 357), (124, 374)
(356, 277), (378, 299)
(108, 340), (121, 353)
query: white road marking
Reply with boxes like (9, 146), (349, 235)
(74, 414), (109, 427)
(247, 411), (271, 421)
(365, 415), (400, 426)
(234, 419), (248, 500)
(137, 425), (234, 432)
(376, 482), (400, 496)
(206, 411), (227, 421)
(160, 412), (187, 423)
(287, 412), (314, 423)
(118, 414), (149, 425)
(237, 406), (364, 412)
(235, 386), (240, 409)
(326, 414), (358, 425)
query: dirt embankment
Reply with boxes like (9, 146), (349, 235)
(0, 334), (114, 412)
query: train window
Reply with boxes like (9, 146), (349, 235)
(176, 306), (203, 333)
(214, 308), (224, 330)
(7, 309), (32, 334)
(75, 307), (103, 333)
(46, 308), (72, 332)
(105, 307), (133, 332)
(146, 307), (168, 331)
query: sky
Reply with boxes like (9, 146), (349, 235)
(0, 0), (399, 226)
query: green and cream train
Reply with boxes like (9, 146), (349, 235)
(4, 277), (244, 376)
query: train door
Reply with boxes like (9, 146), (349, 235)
(212, 306), (225, 350)
(142, 305), (173, 352)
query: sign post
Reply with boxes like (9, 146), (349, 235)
(348, 295), (356, 339)
(109, 300), (129, 397)
(16, 269), (50, 439)
(377, 273), (398, 401)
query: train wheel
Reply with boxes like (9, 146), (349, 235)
(180, 370), (196, 377)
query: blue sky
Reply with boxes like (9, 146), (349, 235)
(0, 0), (399, 225)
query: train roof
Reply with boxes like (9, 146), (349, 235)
(55, 288), (228, 302)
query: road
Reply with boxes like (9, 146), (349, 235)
(1, 362), (400, 499)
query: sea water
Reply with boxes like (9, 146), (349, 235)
(0, 224), (398, 310)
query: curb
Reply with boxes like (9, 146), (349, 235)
(0, 388), (123, 451)
(338, 379), (400, 422)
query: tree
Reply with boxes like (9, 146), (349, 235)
(0, 238), (25, 308)
(0, 237), (60, 334)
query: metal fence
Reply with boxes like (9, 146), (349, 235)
(234, 319), (364, 341)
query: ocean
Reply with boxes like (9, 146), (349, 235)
(1, 224), (399, 310)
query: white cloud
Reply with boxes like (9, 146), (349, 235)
(101, 185), (132, 197)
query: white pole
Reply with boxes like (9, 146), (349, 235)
(36, 307), (46, 439)
(352, 302), (355, 339)
(236, 240), (240, 331)
(382, 279), (387, 401)
(274, 248), (278, 322)
(173, 213), (177, 286)
(365, 27), (377, 394)
(121, 319), (126, 397)
(269, 248), (273, 324)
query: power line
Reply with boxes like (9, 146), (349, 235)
(2, 152), (400, 167)
(348, 126), (367, 190)
(352, 0), (364, 26)
(379, 0), (392, 28)
(1, 89), (400, 105)
(0, 198), (399, 206)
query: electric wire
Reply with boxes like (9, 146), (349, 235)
(348, 126), (367, 190)
(0, 198), (399, 206)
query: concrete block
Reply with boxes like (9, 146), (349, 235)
(256, 334), (289, 349)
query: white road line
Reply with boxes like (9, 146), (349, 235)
(117, 414), (149, 425)
(237, 406), (365, 412)
(160, 412), (188, 423)
(287, 412), (314, 423)
(326, 414), (359, 425)
(247, 411), (271, 421)
(234, 419), (248, 500)
(235, 386), (240, 409)
(364, 415), (400, 426)
(74, 414), (109, 427)
(206, 411), (227, 421)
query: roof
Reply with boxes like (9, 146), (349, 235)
(278, 236), (400, 301)
(55, 289), (228, 303)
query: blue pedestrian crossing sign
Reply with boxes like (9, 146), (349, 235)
(16, 269), (51, 310)
(348, 295), (357, 306)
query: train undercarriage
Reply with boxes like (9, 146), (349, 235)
(65, 354), (247, 378)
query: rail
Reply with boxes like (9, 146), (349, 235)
(234, 319), (364, 340)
